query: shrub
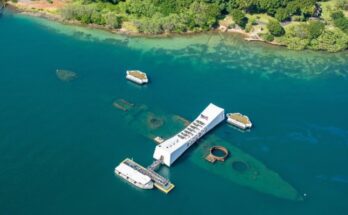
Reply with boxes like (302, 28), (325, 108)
(267, 20), (285, 36)
(256, 0), (280, 15)
(336, 0), (348, 10)
(105, 13), (122, 29)
(307, 20), (325, 39)
(188, 1), (220, 30)
(245, 22), (253, 32)
(261, 33), (275, 41)
(161, 14), (186, 33)
(249, 17), (257, 25)
(309, 28), (348, 52)
(79, 7), (94, 24)
(230, 9), (248, 28)
(291, 15), (302, 21)
(331, 11), (344, 20)
(135, 13), (165, 34)
(60, 5), (77, 20)
(285, 37), (310, 50)
(228, 23), (236, 29)
(125, 0), (157, 18)
(91, 12), (105, 25)
(331, 11), (348, 33)
(289, 23), (310, 39)
(275, 8), (290, 22)
(334, 17), (348, 33)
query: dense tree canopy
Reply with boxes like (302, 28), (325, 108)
(64, 0), (322, 32)
(60, 0), (347, 51)
(308, 20), (325, 39)
(267, 20), (285, 36)
(230, 9), (248, 28)
(331, 11), (348, 33)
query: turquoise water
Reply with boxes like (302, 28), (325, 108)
(1, 11), (348, 215)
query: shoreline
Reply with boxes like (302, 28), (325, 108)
(5, 2), (275, 42)
(4, 2), (344, 52)
(6, 2), (221, 39)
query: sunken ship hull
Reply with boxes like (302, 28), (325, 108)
(113, 99), (302, 201)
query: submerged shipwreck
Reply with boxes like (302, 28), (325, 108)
(56, 69), (78, 82)
(113, 99), (303, 201)
(116, 103), (224, 193)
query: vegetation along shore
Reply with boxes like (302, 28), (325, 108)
(5, 0), (348, 52)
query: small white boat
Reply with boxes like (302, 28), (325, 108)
(126, 70), (148, 85)
(226, 113), (252, 130)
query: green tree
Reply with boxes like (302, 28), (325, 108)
(91, 12), (105, 25)
(288, 23), (310, 39)
(331, 11), (344, 20)
(161, 13), (186, 33)
(275, 7), (290, 21)
(267, 20), (285, 36)
(60, 5), (78, 20)
(105, 13), (122, 29)
(262, 33), (275, 42)
(258, 0), (282, 15)
(285, 1), (300, 15)
(309, 28), (348, 52)
(226, 0), (240, 12)
(307, 20), (324, 39)
(79, 6), (94, 24)
(334, 18), (348, 33)
(298, 0), (317, 17)
(188, 1), (220, 30)
(231, 9), (248, 28)
(331, 11), (348, 33)
(336, 0), (348, 10)
(126, 0), (157, 17)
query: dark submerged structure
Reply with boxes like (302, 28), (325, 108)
(113, 98), (303, 201)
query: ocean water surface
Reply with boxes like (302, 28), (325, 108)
(0, 11), (348, 215)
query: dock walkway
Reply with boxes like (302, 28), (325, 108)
(124, 159), (174, 193)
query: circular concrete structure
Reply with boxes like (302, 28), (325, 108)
(209, 146), (229, 162)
